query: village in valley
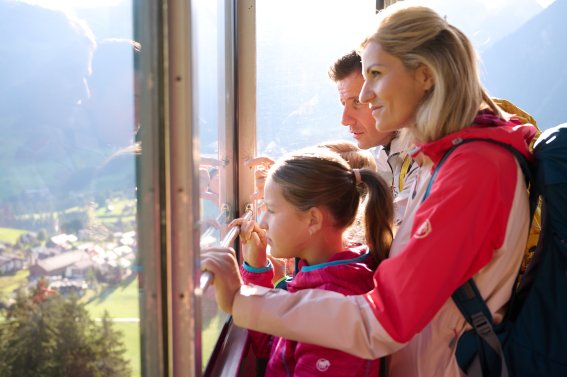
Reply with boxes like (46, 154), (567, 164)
(0, 196), (138, 306)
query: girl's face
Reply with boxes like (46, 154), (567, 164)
(359, 41), (431, 133)
(259, 176), (311, 260)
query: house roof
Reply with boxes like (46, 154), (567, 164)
(36, 251), (88, 272)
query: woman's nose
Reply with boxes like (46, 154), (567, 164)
(359, 81), (374, 105)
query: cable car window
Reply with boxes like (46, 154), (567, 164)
(0, 0), (141, 376)
(192, 0), (234, 370)
(256, 0), (377, 159)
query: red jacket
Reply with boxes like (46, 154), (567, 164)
(233, 112), (539, 377)
(241, 246), (381, 377)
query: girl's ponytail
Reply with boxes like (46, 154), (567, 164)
(358, 169), (394, 264)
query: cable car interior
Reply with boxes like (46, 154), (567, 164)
(0, 0), (564, 376)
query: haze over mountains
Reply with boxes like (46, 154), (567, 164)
(0, 0), (135, 211)
(481, 0), (566, 129)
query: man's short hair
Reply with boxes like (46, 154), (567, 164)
(328, 50), (362, 82)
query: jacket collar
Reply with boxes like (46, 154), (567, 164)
(287, 245), (376, 292)
(411, 110), (538, 165)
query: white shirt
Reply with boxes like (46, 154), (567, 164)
(373, 134), (419, 225)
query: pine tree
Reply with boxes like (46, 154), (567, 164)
(91, 311), (132, 377)
(51, 295), (99, 377)
(0, 283), (132, 377)
(0, 288), (58, 377)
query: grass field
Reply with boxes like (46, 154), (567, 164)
(0, 227), (28, 244)
(112, 321), (141, 377)
(89, 278), (230, 376)
(86, 277), (141, 377)
(0, 269), (29, 294)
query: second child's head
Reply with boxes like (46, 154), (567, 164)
(260, 147), (393, 265)
(318, 140), (378, 172)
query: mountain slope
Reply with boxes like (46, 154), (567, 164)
(481, 0), (567, 129)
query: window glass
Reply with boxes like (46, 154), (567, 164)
(192, 0), (231, 369)
(257, 0), (564, 162)
(0, 1), (140, 376)
(256, 0), (377, 159)
(408, 0), (562, 130)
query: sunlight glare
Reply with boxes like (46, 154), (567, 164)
(17, 0), (124, 10)
(536, 0), (556, 8)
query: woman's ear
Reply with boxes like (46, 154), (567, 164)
(416, 64), (434, 92)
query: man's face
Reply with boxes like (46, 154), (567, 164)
(337, 71), (394, 149)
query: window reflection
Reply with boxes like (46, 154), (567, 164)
(192, 0), (231, 369)
(0, 1), (140, 376)
(256, 0), (376, 159)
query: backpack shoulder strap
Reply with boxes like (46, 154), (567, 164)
(422, 136), (536, 377)
(453, 279), (509, 377)
(423, 137), (536, 218)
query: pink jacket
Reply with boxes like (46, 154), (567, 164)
(233, 112), (539, 377)
(241, 246), (381, 376)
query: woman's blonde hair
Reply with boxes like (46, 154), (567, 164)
(359, 3), (500, 143)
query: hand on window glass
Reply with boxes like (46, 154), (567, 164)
(245, 156), (275, 201)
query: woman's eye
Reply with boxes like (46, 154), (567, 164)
(371, 70), (381, 78)
(353, 99), (362, 106)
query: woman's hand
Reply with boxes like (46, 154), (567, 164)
(201, 247), (243, 314)
(229, 217), (268, 268)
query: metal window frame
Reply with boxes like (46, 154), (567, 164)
(166, 0), (201, 375)
(136, 0), (242, 375)
(135, 0), (168, 376)
(236, 0), (257, 216)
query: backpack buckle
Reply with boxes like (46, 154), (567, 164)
(471, 312), (493, 336)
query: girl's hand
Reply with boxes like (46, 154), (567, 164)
(229, 217), (268, 268)
(201, 247), (242, 314)
(267, 255), (287, 285)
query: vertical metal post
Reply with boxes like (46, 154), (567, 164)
(376, 0), (384, 12)
(167, 0), (200, 375)
(237, 0), (257, 223)
(135, 0), (167, 375)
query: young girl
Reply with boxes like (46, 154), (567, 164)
(246, 140), (379, 282)
(230, 146), (393, 376)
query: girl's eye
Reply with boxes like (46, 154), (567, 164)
(371, 70), (381, 78)
(353, 99), (362, 106)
